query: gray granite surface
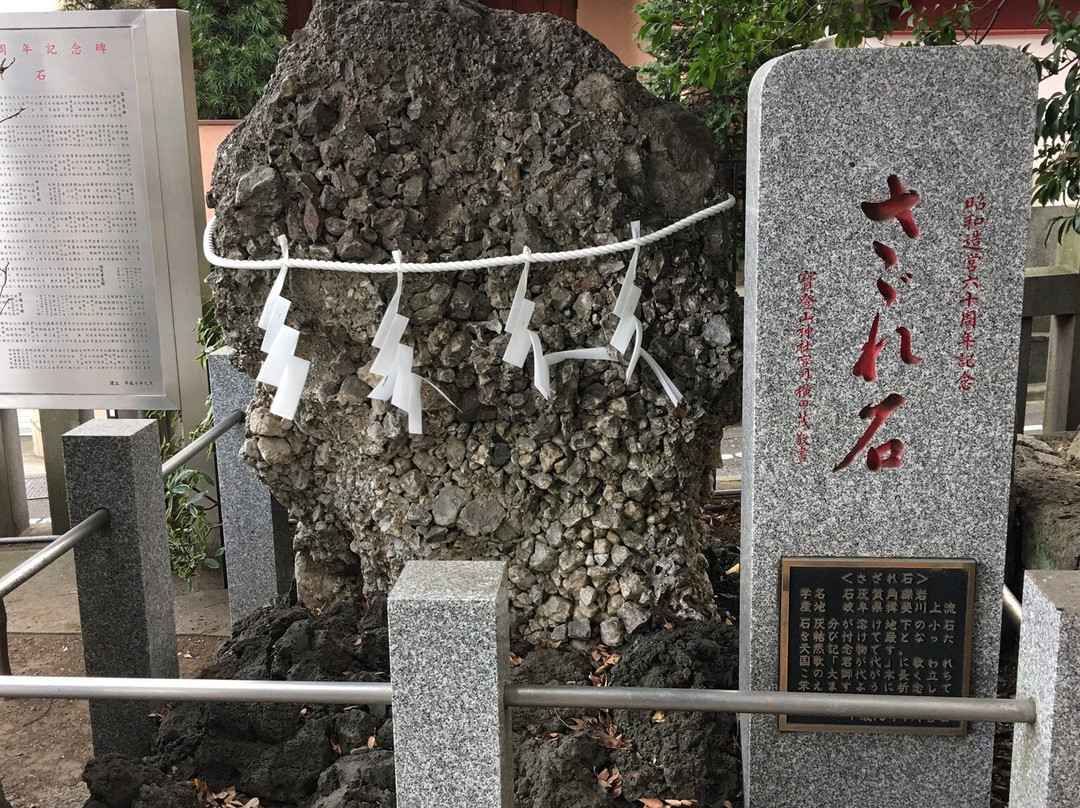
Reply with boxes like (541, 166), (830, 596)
(388, 560), (511, 807)
(1012, 571), (1080, 808)
(740, 46), (1036, 807)
(63, 418), (179, 757)
(209, 348), (293, 624)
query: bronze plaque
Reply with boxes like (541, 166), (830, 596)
(779, 557), (976, 735)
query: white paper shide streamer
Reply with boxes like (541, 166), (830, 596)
(501, 247), (607, 399)
(366, 252), (456, 434)
(238, 204), (725, 432)
(609, 222), (683, 406)
(255, 235), (310, 421)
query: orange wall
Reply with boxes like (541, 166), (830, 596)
(197, 120), (237, 222)
(577, 0), (651, 67)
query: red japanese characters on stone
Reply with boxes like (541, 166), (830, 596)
(862, 175), (920, 239)
(853, 313), (886, 382)
(833, 393), (906, 472)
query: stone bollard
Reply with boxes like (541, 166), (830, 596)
(208, 347), (293, 624)
(63, 419), (179, 757)
(388, 560), (512, 807)
(0, 409), (28, 537)
(1012, 571), (1080, 808)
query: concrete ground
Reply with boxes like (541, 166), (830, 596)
(1, 545), (230, 637)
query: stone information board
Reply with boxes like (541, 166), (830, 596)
(779, 557), (975, 734)
(741, 47), (1036, 808)
(0, 11), (204, 410)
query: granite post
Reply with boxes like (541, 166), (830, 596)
(63, 419), (178, 757)
(41, 410), (88, 533)
(388, 560), (512, 808)
(1011, 571), (1080, 808)
(0, 410), (28, 537)
(741, 47), (1036, 807)
(208, 347), (292, 624)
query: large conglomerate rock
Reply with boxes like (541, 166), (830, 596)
(208, 0), (741, 644)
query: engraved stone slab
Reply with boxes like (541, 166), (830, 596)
(741, 46), (1036, 808)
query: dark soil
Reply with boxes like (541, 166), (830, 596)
(0, 634), (222, 808)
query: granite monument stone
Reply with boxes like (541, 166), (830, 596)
(741, 46), (1036, 807)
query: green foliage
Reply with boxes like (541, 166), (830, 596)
(634, 0), (903, 154)
(1030, 1), (1080, 242)
(196, 296), (226, 367)
(179, 0), (286, 120)
(635, 0), (1080, 241)
(164, 463), (222, 582)
(151, 405), (222, 585)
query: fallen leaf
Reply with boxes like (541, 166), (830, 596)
(509, 652), (523, 667)
(367, 735), (377, 749)
(639, 799), (665, 808)
(564, 715), (597, 731)
(596, 766), (623, 797)
(663, 622), (675, 630)
(592, 727), (632, 751)
(651, 710), (666, 723)
(330, 734), (342, 755)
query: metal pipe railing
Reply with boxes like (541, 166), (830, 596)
(505, 685), (1036, 724)
(0, 676), (1036, 724)
(0, 509), (109, 599)
(0, 676), (393, 704)
(1003, 583), (1023, 631)
(160, 408), (244, 478)
(0, 508), (110, 676)
(0, 535), (55, 546)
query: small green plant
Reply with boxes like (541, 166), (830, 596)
(163, 463), (222, 582)
(153, 405), (223, 585)
(179, 0), (286, 120)
(196, 296), (227, 365)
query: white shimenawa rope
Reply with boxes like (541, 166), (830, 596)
(204, 195), (736, 431)
(202, 195), (736, 273)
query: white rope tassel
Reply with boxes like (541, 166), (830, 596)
(255, 235), (310, 421)
(610, 222), (683, 406)
(368, 252), (454, 434)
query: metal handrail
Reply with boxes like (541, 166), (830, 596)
(0, 676), (393, 705)
(0, 536), (55, 546)
(506, 685), (1036, 724)
(160, 408), (244, 478)
(0, 508), (110, 675)
(0, 675), (1036, 724)
(0, 407), (246, 675)
(1003, 584), (1023, 630)
(0, 509), (110, 599)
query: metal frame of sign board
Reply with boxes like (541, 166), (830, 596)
(0, 10), (207, 413)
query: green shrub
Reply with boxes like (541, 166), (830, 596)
(179, 0), (286, 120)
(635, 0), (1080, 239)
